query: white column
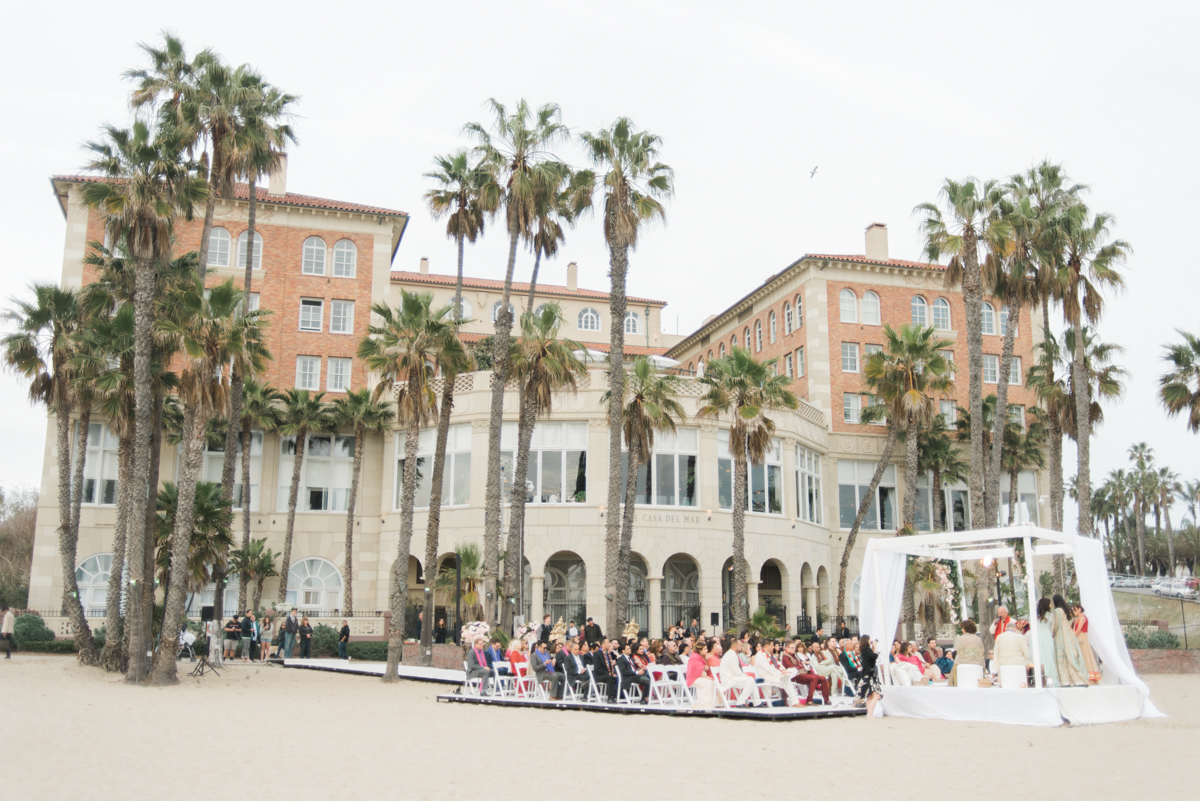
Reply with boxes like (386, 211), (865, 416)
(747, 580), (760, 615)
(805, 586), (818, 626)
(530, 575), (544, 625)
(1023, 535), (1043, 688)
(648, 576), (663, 639)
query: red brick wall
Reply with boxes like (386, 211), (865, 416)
(691, 290), (810, 401)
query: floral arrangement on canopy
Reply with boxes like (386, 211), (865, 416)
(460, 620), (490, 651)
(911, 556), (961, 627)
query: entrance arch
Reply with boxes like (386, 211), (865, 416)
(662, 554), (700, 634)
(816, 565), (830, 629)
(758, 558), (788, 626)
(628, 553), (649, 633)
(545, 551), (586, 629)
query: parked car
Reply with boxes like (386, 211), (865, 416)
(1152, 579), (1172, 595)
(1168, 580), (1198, 599)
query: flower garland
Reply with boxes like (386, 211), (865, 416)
(914, 556), (962, 624)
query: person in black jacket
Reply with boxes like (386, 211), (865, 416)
(590, 638), (616, 701)
(583, 617), (603, 645)
(240, 612), (256, 661)
(338, 620), (350, 659)
(616, 643), (650, 703)
(537, 615), (553, 644)
(434, 618), (447, 644)
(283, 609), (299, 659)
(298, 616), (313, 658)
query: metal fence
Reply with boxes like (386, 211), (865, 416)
(662, 602), (701, 635)
(795, 615), (813, 635)
(545, 601), (586, 631)
(627, 603), (649, 635)
(763, 602), (787, 628)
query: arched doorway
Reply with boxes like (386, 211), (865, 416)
(799, 562), (815, 633)
(759, 559), (787, 627)
(287, 557), (342, 615)
(544, 551), (586, 629)
(816, 566), (830, 629)
(75, 554), (113, 617)
(662, 554), (700, 633)
(627, 553), (649, 634)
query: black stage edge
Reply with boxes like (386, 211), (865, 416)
(436, 694), (866, 721)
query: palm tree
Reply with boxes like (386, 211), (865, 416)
(465, 99), (568, 625)
(79, 118), (207, 682)
(1127, 443), (1155, 575)
(580, 117), (674, 635)
(523, 166), (594, 303)
(1159, 329), (1200, 433)
(2, 284), (99, 665)
(909, 559), (950, 641)
(276, 389), (330, 603)
(697, 348), (798, 634)
(917, 415), (969, 533)
(431, 544), (485, 625)
(234, 379), (283, 610)
(1056, 203), (1131, 537)
(330, 390), (393, 615)
(149, 278), (268, 684)
(154, 481), (234, 608)
(503, 304), (587, 630)
(229, 537), (280, 613)
(915, 179), (1012, 535)
(1180, 480), (1200, 529)
(358, 289), (458, 681)
(1155, 467), (1182, 577)
(600, 356), (686, 629)
(1002, 408), (1048, 525)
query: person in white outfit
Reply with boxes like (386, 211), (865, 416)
(2, 605), (15, 658)
(751, 641), (803, 707)
(718, 640), (760, 706)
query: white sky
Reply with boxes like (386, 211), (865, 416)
(2, 1), (1197, 529)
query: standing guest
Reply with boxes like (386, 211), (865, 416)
(537, 614), (553, 644)
(434, 618), (447, 644)
(530, 641), (560, 698)
(686, 639), (717, 709)
(415, 611), (423, 641)
(258, 616), (274, 663)
(298, 616), (313, 658)
(857, 636), (883, 716)
(835, 621), (850, 640)
(1, 605), (14, 658)
(240, 612), (256, 661)
(223, 614), (241, 660)
(283, 609), (299, 659)
(1051, 595), (1088, 686)
(465, 638), (492, 694)
(992, 605), (1012, 644)
(338, 620), (350, 660)
(949, 619), (985, 687)
(811, 626), (826, 642)
(1071, 604), (1101, 684)
(616, 642), (651, 703)
(687, 618), (700, 637)
(1028, 599), (1058, 687)
(583, 617), (603, 645)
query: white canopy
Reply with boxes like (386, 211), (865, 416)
(858, 524), (1163, 722)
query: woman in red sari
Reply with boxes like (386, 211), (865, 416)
(1071, 604), (1101, 684)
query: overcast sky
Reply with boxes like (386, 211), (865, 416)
(2, 1), (1197, 529)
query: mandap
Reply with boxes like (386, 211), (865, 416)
(858, 524), (1165, 726)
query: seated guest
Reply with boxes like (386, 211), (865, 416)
(507, 638), (531, 695)
(706, 640), (722, 669)
(949, 619), (986, 687)
(465, 638), (492, 694)
(686, 639), (717, 709)
(530, 640), (560, 698)
(782, 640), (830, 705)
(659, 639), (684, 665)
(485, 639), (509, 674)
(839, 642), (863, 683)
(752, 641), (803, 707)
(718, 640), (759, 706)
(895, 642), (940, 684)
(616, 642), (651, 704)
(649, 640), (664, 662)
(562, 641), (588, 698)
(994, 621), (1032, 679)
(591, 639), (616, 701)
(813, 640), (845, 695)
(924, 637), (955, 676)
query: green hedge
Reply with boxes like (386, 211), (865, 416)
(14, 613), (55, 646)
(17, 640), (76, 654)
(346, 641), (389, 661)
(1125, 626), (1182, 649)
(312, 624), (339, 657)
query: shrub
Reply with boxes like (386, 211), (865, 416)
(1126, 626), (1183, 649)
(346, 641), (389, 661)
(1148, 630), (1182, 649)
(13, 613), (55, 646)
(19, 640), (76, 654)
(311, 624), (339, 657)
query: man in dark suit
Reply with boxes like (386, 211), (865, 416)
(589, 638), (616, 701)
(530, 641), (560, 698)
(465, 638), (492, 694)
(537, 615), (553, 644)
(616, 643), (650, 704)
(558, 642), (587, 699)
(583, 617), (603, 645)
(484, 639), (509, 674)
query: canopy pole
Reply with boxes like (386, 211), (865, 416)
(1024, 533), (1043, 689)
(955, 558), (968, 622)
(871, 545), (891, 686)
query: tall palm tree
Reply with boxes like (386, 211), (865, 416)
(79, 118), (207, 682)
(229, 537), (280, 613)
(523, 166), (594, 303)
(149, 277), (268, 684)
(153, 481), (234, 608)
(330, 389), (393, 615)
(579, 117), (673, 635)
(1002, 408), (1048, 525)
(1155, 467), (1182, 577)
(234, 378), (283, 610)
(600, 356), (686, 629)
(1159, 329), (1200, 433)
(915, 179), (1012, 534)
(276, 389), (329, 603)
(503, 304), (587, 630)
(1128, 443), (1155, 575)
(431, 544), (485, 624)
(358, 290), (458, 681)
(1180, 479), (1200, 529)
(1056, 203), (1131, 537)
(918, 415), (969, 533)
(464, 99), (568, 625)
(2, 284), (99, 665)
(697, 348), (798, 634)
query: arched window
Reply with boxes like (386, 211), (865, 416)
(981, 302), (996, 335)
(839, 289), (857, 323)
(577, 307), (601, 331)
(302, 236), (327, 275)
(795, 295), (804, 328)
(76, 553), (114, 616)
(783, 302), (793, 334)
(911, 295), (928, 326)
(237, 231), (264, 270)
(754, 320), (763, 352)
(688, 362), (694, 374)
(286, 557), (343, 611)
(332, 239), (357, 277)
(624, 310), (641, 335)
(533, 303), (551, 319)
(492, 300), (515, 323)
(207, 227), (231, 267)
(932, 298), (951, 330)
(743, 328), (750, 348)
(862, 291), (881, 325)
(730, 335), (737, 352)
(718, 342), (726, 357)
(1000, 305), (1016, 337)
(445, 296), (472, 320)
(768, 311), (777, 343)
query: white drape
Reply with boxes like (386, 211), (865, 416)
(859, 542), (906, 670)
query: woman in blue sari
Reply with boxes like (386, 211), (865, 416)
(1027, 598), (1058, 686)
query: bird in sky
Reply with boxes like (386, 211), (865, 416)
(810, 166), (818, 178)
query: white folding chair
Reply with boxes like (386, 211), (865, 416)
(512, 661), (542, 699)
(839, 665), (859, 698)
(708, 666), (734, 709)
(646, 666), (678, 706)
(585, 665), (608, 704)
(616, 671), (643, 704)
(743, 667), (778, 706)
(492, 660), (516, 697)
(461, 660), (484, 696)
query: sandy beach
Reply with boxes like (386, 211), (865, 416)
(1, 655), (1195, 800)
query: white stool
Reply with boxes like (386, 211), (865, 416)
(956, 664), (983, 688)
(999, 665), (1027, 689)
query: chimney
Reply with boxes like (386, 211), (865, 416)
(566, 261), (578, 291)
(419, 257), (429, 275)
(267, 153), (288, 196)
(865, 222), (888, 261)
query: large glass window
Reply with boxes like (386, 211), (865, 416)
(783, 302), (793, 334)
(862, 291), (881, 325)
(285, 557), (342, 612)
(1009, 356), (1023, 385)
(911, 295), (927, 326)
(983, 354), (999, 384)
(295, 356), (320, 390)
(330, 300), (354, 334)
(277, 433), (355, 512)
(208, 227), (231, 268)
(300, 299), (323, 332)
(981, 302), (996, 335)
(327, 357), (351, 392)
(839, 289), (857, 323)
(794, 295), (803, 328)
(492, 301), (514, 323)
(914, 471), (971, 531)
(841, 342), (859, 373)
(768, 312), (777, 343)
(76, 554), (114, 615)
(940, 399), (957, 427)
(754, 321), (763, 352)
(932, 298), (951, 330)
(578, 307), (601, 331)
(620, 427), (698, 507)
(396, 424), (472, 510)
(795, 445), (823, 524)
(192, 430), (263, 511)
(784, 353), (793, 378)
(1000, 305), (1016, 337)
(80, 422), (120, 505)
(625, 311), (641, 335)
(237, 231), (264, 271)
(795, 347), (805, 377)
(717, 430), (783, 514)
(844, 393), (862, 424)
(302, 236), (327, 275)
(837, 460), (897, 531)
(332, 239), (357, 278)
(500, 421), (587, 504)
(1000, 470), (1039, 525)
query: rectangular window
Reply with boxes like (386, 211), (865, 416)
(195, 431), (263, 510)
(844, 393), (862, 424)
(983, 354), (999, 383)
(865, 344), (883, 356)
(327, 357), (351, 392)
(277, 433), (355, 513)
(795, 445), (823, 525)
(837, 461), (897, 531)
(866, 394), (886, 425)
(940, 349), (955, 376)
(248, 292), (260, 311)
(915, 472), (971, 531)
(300, 299), (323, 332)
(785, 353), (793, 378)
(717, 430), (783, 514)
(841, 343), (859, 373)
(1009, 356), (1022, 385)
(940, 399), (957, 427)
(1000, 470), (1039, 525)
(500, 421), (588, 505)
(1009, 404), (1026, 430)
(80, 422), (120, 505)
(296, 356), (320, 390)
(396, 424), (472, 510)
(620, 427), (698, 508)
(330, 300), (354, 334)
(795, 347), (805, 377)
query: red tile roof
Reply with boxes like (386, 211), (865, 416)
(52, 175), (408, 217)
(391, 271), (666, 306)
(806, 253), (945, 271)
(458, 331), (667, 356)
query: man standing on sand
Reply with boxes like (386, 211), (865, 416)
(2, 605), (15, 658)
(283, 608), (299, 659)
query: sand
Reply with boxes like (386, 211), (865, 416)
(1, 655), (1196, 800)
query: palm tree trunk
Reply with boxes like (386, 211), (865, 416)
(253, 578), (264, 616)
(124, 253), (156, 683)
(278, 425), (308, 602)
(482, 223), (521, 626)
(140, 395), (162, 660)
(343, 424), (364, 617)
(55, 394), (97, 665)
(604, 241), (630, 636)
(837, 427), (899, 620)
(384, 415), (422, 682)
(1135, 497), (1147, 575)
(932, 467), (945, 532)
(526, 250), (542, 308)
(420, 383), (455, 665)
(961, 231), (986, 534)
(196, 192), (216, 281)
(69, 407), (91, 555)
(1072, 319), (1094, 538)
(149, 407), (208, 685)
(230, 176), (259, 609)
(617, 429), (642, 630)
(1165, 506), (1175, 578)
(988, 303), (1021, 525)
(503, 388), (536, 635)
(732, 452), (749, 635)
(922, 592), (937, 642)
(901, 413), (919, 531)
(1008, 467), (1020, 526)
(237, 419), (252, 611)
(101, 432), (130, 672)
(903, 573), (916, 642)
